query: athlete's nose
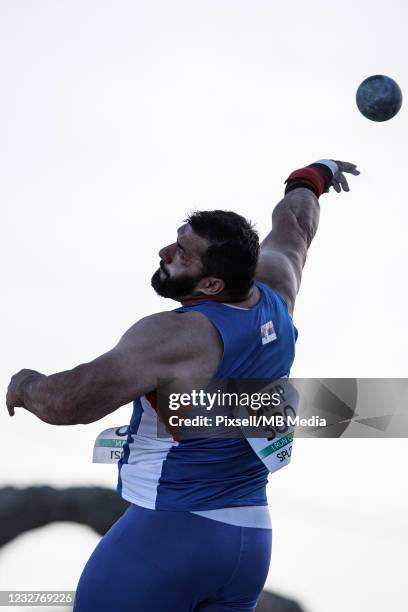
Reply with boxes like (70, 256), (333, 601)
(159, 243), (176, 264)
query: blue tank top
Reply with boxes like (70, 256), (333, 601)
(117, 281), (297, 511)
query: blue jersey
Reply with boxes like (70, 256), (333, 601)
(117, 281), (297, 511)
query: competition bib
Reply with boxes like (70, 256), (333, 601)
(238, 379), (299, 475)
(92, 426), (128, 463)
(244, 432), (294, 474)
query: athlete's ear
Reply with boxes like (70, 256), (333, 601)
(196, 277), (225, 296)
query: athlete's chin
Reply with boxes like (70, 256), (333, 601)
(151, 269), (166, 293)
(151, 269), (179, 300)
(151, 268), (203, 302)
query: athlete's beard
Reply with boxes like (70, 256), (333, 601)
(151, 265), (205, 300)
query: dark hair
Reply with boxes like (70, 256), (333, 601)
(185, 210), (259, 298)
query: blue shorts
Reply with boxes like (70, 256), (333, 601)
(74, 504), (272, 612)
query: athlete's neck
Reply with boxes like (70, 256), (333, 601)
(179, 284), (260, 308)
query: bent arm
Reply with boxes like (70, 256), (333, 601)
(256, 187), (320, 314)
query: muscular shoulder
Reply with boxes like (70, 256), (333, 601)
(120, 310), (222, 378)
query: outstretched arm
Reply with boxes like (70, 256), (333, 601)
(256, 160), (360, 314)
(6, 311), (221, 425)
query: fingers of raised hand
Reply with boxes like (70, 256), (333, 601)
(333, 160), (360, 176)
(331, 177), (342, 193)
(337, 172), (350, 192)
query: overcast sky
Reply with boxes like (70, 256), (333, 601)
(1, 1), (407, 611)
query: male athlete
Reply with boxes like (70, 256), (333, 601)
(7, 159), (359, 612)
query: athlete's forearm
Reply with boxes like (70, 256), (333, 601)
(257, 186), (321, 311)
(270, 187), (320, 261)
(11, 365), (124, 425)
(257, 159), (358, 312)
(266, 159), (338, 259)
(17, 370), (83, 425)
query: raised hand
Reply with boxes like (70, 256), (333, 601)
(330, 160), (360, 193)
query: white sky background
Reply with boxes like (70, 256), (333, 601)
(0, 1), (408, 611)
